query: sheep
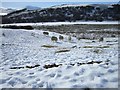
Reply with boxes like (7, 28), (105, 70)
(2, 33), (5, 37)
(59, 35), (64, 40)
(43, 32), (49, 35)
(68, 36), (72, 41)
(51, 36), (58, 42)
(99, 37), (104, 42)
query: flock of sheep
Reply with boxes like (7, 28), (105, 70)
(43, 31), (65, 42)
(42, 31), (104, 42)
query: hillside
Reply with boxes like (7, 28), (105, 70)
(1, 4), (120, 24)
(0, 28), (118, 88)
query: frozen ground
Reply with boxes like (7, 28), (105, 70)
(0, 28), (118, 88)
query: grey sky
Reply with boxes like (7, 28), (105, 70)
(1, 0), (119, 2)
(1, 0), (119, 9)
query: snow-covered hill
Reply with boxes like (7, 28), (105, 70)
(0, 28), (118, 88)
(2, 3), (120, 24)
(0, 8), (16, 16)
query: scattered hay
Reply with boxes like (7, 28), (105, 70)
(71, 45), (77, 48)
(10, 67), (24, 69)
(55, 49), (70, 53)
(43, 60), (107, 69)
(10, 64), (40, 69)
(41, 45), (58, 48)
(92, 49), (103, 54)
(83, 46), (110, 48)
(83, 46), (93, 48)
(44, 63), (62, 69)
(26, 64), (40, 69)
(96, 46), (110, 48)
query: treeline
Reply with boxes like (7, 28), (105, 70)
(2, 4), (120, 24)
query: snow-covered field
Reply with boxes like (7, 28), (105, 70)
(0, 28), (118, 88)
(0, 21), (118, 27)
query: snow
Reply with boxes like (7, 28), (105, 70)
(0, 28), (118, 88)
(0, 13), (7, 16)
(51, 4), (89, 8)
(0, 21), (118, 26)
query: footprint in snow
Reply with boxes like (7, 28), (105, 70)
(36, 78), (40, 81)
(110, 77), (118, 82)
(8, 77), (27, 86)
(73, 72), (80, 76)
(62, 76), (70, 80)
(108, 69), (116, 73)
(55, 73), (61, 78)
(79, 68), (86, 75)
(46, 73), (56, 78)
(69, 78), (77, 82)
(37, 81), (45, 87)
(101, 79), (108, 85)
(0, 77), (12, 84)
(29, 72), (34, 75)
(27, 75), (36, 79)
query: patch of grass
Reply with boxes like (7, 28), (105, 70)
(55, 49), (70, 53)
(41, 45), (58, 48)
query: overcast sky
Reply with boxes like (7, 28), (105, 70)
(1, 0), (119, 9)
(1, 0), (119, 2)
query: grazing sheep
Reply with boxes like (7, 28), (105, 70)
(68, 36), (72, 41)
(59, 35), (64, 40)
(99, 37), (104, 42)
(43, 32), (49, 35)
(2, 33), (5, 37)
(51, 36), (58, 42)
(31, 33), (35, 36)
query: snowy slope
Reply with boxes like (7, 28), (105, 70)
(0, 28), (118, 88)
